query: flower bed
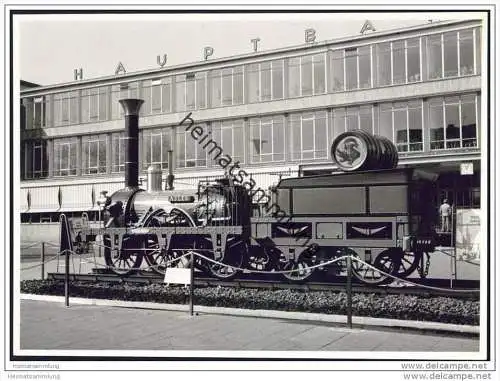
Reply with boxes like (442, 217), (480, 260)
(20, 279), (480, 325)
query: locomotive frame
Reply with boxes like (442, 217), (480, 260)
(75, 98), (437, 286)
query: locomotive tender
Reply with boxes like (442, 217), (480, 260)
(77, 98), (436, 285)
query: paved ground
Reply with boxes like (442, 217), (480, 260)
(20, 299), (479, 352)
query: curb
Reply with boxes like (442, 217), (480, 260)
(20, 293), (479, 335)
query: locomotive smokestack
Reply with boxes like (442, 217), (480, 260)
(119, 98), (144, 189)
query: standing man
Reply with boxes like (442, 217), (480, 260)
(440, 199), (452, 232)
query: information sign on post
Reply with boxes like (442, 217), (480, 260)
(460, 162), (474, 175)
(164, 268), (191, 286)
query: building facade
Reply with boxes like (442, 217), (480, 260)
(20, 19), (482, 239)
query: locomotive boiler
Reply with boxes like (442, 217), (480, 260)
(76, 98), (437, 285)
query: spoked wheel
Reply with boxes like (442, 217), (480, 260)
(207, 237), (246, 280)
(348, 248), (395, 286)
(103, 235), (143, 276)
(142, 208), (194, 275)
(280, 251), (315, 282)
(391, 249), (424, 278)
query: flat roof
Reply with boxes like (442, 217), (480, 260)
(20, 18), (481, 96)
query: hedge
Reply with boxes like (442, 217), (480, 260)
(20, 279), (480, 325)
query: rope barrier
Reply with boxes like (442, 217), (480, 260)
(349, 256), (480, 293)
(20, 255), (60, 270)
(29, 238), (480, 292)
(20, 242), (43, 250)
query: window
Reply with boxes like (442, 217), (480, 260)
(345, 49), (358, 90)
(359, 46), (372, 88)
(23, 140), (48, 179)
(211, 120), (245, 163)
(459, 29), (475, 75)
(392, 41), (406, 84)
(53, 137), (78, 176)
(475, 28), (481, 74)
(211, 66), (244, 107)
(443, 32), (458, 77)
(332, 106), (373, 135)
(177, 123), (208, 168)
(250, 116), (285, 163)
(111, 83), (137, 119)
(376, 42), (392, 86)
(82, 134), (107, 174)
(291, 111), (328, 160)
(246, 61), (283, 103)
(24, 97), (48, 129)
(429, 95), (478, 150)
(54, 92), (78, 126)
(330, 50), (344, 92)
(142, 128), (171, 170)
(142, 78), (172, 115)
(407, 38), (421, 82)
(81, 86), (107, 123)
(377, 101), (423, 152)
(111, 133), (126, 173)
(288, 54), (325, 97)
(427, 34), (443, 80)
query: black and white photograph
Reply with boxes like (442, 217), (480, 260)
(2, 1), (498, 379)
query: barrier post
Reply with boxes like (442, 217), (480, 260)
(189, 251), (194, 316)
(41, 242), (45, 280)
(346, 255), (353, 329)
(65, 250), (70, 307)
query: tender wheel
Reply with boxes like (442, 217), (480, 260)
(207, 237), (245, 280)
(392, 249), (424, 278)
(103, 235), (143, 276)
(348, 248), (394, 285)
(280, 250), (315, 282)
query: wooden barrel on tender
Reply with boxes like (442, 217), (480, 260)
(330, 131), (399, 172)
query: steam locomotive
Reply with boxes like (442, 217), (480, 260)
(76, 99), (436, 285)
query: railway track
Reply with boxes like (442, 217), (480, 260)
(46, 270), (479, 298)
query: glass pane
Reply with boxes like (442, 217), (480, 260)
(392, 41), (406, 84)
(459, 29), (474, 75)
(429, 101), (444, 149)
(291, 116), (301, 160)
(314, 113), (327, 158)
(301, 55), (313, 96)
(461, 99), (476, 147)
(186, 76), (196, 110)
(313, 54), (325, 94)
(260, 62), (272, 101)
(379, 105), (393, 140)
(261, 123), (272, 155)
(408, 104), (423, 151)
(302, 118), (314, 151)
(211, 70), (221, 107)
(475, 28), (481, 74)
(272, 60), (284, 99)
(345, 49), (358, 90)
(222, 68), (233, 105)
(288, 57), (301, 97)
(445, 103), (460, 143)
(247, 64), (260, 102)
(346, 108), (359, 131)
(359, 106), (372, 133)
(273, 118), (285, 161)
(332, 109), (345, 137)
(359, 46), (371, 89)
(233, 67), (244, 104)
(394, 108), (408, 151)
(162, 78), (171, 112)
(377, 43), (391, 85)
(428, 34), (442, 79)
(443, 32), (458, 77)
(331, 50), (344, 91)
(175, 75), (185, 112)
(407, 38), (421, 82)
(151, 83), (161, 112)
(197, 74), (206, 109)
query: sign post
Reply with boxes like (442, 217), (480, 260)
(164, 252), (194, 316)
(346, 255), (353, 329)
